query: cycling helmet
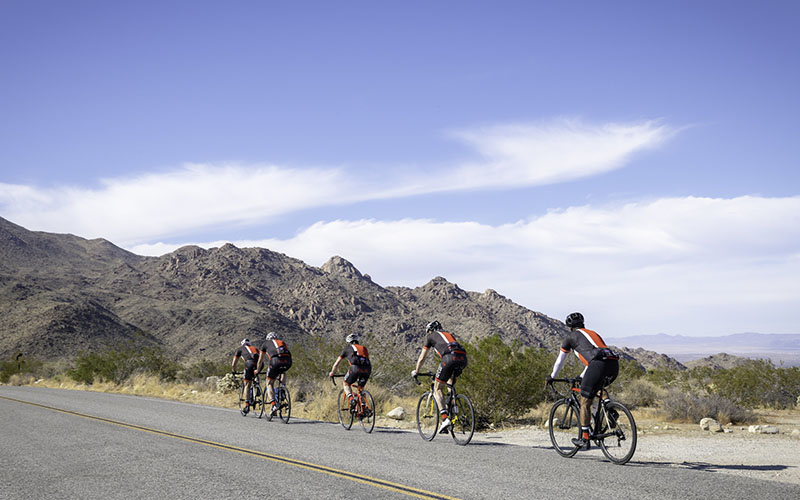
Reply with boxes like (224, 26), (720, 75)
(240, 338), (250, 346)
(565, 312), (585, 329)
(346, 333), (360, 343)
(265, 332), (277, 341)
(426, 320), (442, 333)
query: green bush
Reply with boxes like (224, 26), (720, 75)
(707, 359), (800, 409)
(618, 378), (665, 408)
(177, 358), (231, 383)
(0, 354), (43, 383)
(457, 336), (552, 427)
(68, 344), (178, 385)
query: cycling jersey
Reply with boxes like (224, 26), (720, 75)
(550, 328), (619, 397)
(234, 343), (261, 363)
(261, 339), (291, 360)
(261, 339), (292, 381)
(423, 331), (466, 358)
(340, 344), (370, 367)
(424, 331), (467, 384)
(559, 328), (618, 367)
(234, 343), (261, 381)
(339, 344), (371, 387)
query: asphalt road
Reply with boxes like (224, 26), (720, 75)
(2, 386), (799, 500)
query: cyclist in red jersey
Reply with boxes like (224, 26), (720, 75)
(328, 333), (372, 410)
(232, 338), (261, 415)
(256, 332), (292, 416)
(546, 312), (619, 450)
(412, 321), (468, 434)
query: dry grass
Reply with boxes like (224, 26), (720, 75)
(17, 375), (422, 427)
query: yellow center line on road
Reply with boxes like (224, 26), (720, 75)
(1, 395), (460, 500)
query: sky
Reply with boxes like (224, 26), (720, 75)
(1, 1), (798, 337)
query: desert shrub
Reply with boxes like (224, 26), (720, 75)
(660, 389), (754, 424)
(643, 367), (679, 386)
(68, 344), (178, 385)
(618, 378), (665, 408)
(0, 354), (44, 383)
(707, 359), (800, 409)
(457, 336), (551, 427)
(177, 357), (231, 383)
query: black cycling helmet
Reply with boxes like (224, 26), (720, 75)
(565, 312), (585, 329)
(426, 320), (442, 333)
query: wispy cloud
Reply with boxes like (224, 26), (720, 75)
(132, 196), (800, 336)
(0, 119), (674, 244)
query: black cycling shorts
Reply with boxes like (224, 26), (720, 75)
(344, 364), (371, 388)
(243, 359), (258, 382)
(435, 351), (467, 384)
(266, 356), (292, 381)
(580, 358), (619, 398)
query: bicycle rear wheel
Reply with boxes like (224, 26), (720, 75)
(598, 401), (637, 464)
(450, 393), (474, 446)
(337, 389), (354, 430)
(416, 392), (439, 441)
(548, 399), (580, 458)
(278, 385), (291, 424)
(255, 382), (265, 419)
(359, 390), (375, 434)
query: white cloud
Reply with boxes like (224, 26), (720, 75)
(131, 196), (800, 337)
(0, 119), (674, 244)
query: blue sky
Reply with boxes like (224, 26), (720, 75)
(1, 1), (798, 337)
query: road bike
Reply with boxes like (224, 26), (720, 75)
(546, 377), (637, 464)
(234, 372), (265, 418)
(414, 372), (474, 445)
(266, 374), (291, 424)
(331, 374), (375, 433)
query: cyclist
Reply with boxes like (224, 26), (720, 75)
(256, 332), (292, 416)
(546, 312), (619, 450)
(411, 321), (468, 434)
(328, 333), (372, 411)
(232, 338), (261, 415)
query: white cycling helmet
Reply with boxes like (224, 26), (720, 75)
(266, 332), (277, 341)
(346, 333), (360, 343)
(240, 338), (250, 346)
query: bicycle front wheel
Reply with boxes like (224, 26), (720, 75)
(359, 390), (375, 434)
(548, 399), (580, 458)
(450, 393), (475, 446)
(416, 392), (439, 441)
(278, 385), (291, 424)
(337, 389), (354, 430)
(598, 401), (637, 465)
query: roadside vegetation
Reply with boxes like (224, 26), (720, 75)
(3, 335), (799, 429)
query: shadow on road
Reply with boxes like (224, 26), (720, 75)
(628, 460), (793, 474)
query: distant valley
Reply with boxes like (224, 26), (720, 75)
(606, 333), (800, 367)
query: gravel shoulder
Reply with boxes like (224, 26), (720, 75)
(466, 410), (800, 486)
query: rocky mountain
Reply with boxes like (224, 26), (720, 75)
(0, 216), (676, 370)
(683, 353), (752, 370)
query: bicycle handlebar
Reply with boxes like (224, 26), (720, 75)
(412, 372), (435, 385)
(330, 373), (345, 386)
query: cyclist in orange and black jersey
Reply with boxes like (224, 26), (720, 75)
(232, 338), (261, 414)
(328, 333), (371, 410)
(256, 332), (292, 416)
(547, 312), (619, 450)
(412, 321), (468, 434)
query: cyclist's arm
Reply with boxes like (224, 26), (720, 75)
(231, 354), (240, 373)
(550, 349), (569, 379)
(329, 356), (344, 377)
(255, 351), (266, 374)
(414, 347), (430, 373)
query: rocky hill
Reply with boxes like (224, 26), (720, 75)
(0, 216), (676, 370)
(683, 353), (751, 370)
